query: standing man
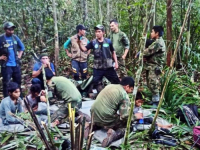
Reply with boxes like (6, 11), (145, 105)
(109, 19), (130, 79)
(80, 24), (120, 92)
(143, 26), (166, 106)
(32, 53), (55, 89)
(0, 22), (25, 97)
(64, 24), (90, 81)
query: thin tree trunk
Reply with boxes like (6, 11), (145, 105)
(167, 0), (173, 66)
(98, 0), (103, 24)
(82, 0), (88, 23)
(52, 0), (59, 74)
(106, 0), (110, 35)
(149, 0), (193, 134)
(123, 0), (157, 146)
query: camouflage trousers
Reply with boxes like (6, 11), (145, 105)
(50, 101), (82, 123)
(116, 57), (127, 79)
(145, 68), (161, 96)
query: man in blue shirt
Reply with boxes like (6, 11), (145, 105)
(0, 22), (25, 97)
(32, 53), (55, 89)
(64, 24), (90, 81)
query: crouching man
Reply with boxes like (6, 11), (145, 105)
(90, 77), (134, 147)
(45, 70), (90, 125)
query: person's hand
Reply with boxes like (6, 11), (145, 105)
(115, 63), (119, 70)
(52, 119), (60, 127)
(33, 105), (38, 111)
(46, 62), (50, 68)
(41, 90), (46, 96)
(67, 53), (72, 58)
(0, 55), (7, 61)
(122, 55), (126, 60)
(135, 113), (143, 119)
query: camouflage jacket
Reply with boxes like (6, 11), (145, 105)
(108, 30), (130, 57)
(143, 37), (166, 70)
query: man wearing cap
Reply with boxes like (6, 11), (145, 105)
(0, 22), (25, 97)
(109, 19), (130, 79)
(32, 53), (55, 89)
(80, 24), (120, 92)
(64, 24), (90, 81)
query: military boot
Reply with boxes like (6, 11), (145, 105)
(101, 128), (125, 147)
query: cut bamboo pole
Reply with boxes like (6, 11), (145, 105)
(42, 65), (51, 127)
(24, 97), (52, 149)
(149, 0), (193, 134)
(86, 132), (94, 150)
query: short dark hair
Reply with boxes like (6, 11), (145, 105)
(7, 82), (19, 93)
(152, 26), (164, 37)
(120, 77), (134, 87)
(136, 92), (143, 100)
(30, 84), (41, 94)
(110, 19), (118, 24)
(45, 68), (54, 80)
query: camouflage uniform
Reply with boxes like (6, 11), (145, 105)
(91, 84), (130, 128)
(143, 37), (166, 102)
(109, 30), (130, 78)
(47, 76), (82, 123)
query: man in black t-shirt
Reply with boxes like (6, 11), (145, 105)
(80, 24), (120, 91)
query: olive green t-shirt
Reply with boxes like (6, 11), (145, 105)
(91, 84), (130, 126)
(48, 76), (82, 105)
(112, 32), (123, 56)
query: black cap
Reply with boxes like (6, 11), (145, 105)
(76, 24), (87, 31)
(3, 22), (16, 29)
(94, 24), (104, 31)
(40, 53), (48, 59)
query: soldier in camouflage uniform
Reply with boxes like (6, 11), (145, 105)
(143, 26), (166, 106)
(44, 69), (90, 125)
(80, 24), (120, 92)
(109, 19), (130, 79)
(89, 77), (134, 147)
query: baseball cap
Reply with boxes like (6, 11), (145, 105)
(94, 24), (104, 31)
(76, 24), (87, 31)
(3, 22), (16, 29)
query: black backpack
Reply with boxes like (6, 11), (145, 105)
(176, 104), (199, 126)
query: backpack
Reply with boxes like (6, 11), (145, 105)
(192, 126), (200, 148)
(152, 128), (177, 147)
(176, 104), (199, 126)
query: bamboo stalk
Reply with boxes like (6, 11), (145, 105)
(123, 0), (157, 146)
(42, 65), (51, 127)
(80, 117), (86, 149)
(24, 97), (52, 149)
(75, 123), (80, 150)
(86, 132), (94, 150)
(69, 118), (75, 150)
(41, 121), (56, 150)
(149, 0), (193, 134)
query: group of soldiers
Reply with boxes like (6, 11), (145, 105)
(0, 20), (166, 147)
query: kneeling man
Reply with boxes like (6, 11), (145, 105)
(91, 77), (134, 147)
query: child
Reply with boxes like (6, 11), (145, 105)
(25, 84), (47, 114)
(134, 92), (172, 129)
(0, 82), (23, 125)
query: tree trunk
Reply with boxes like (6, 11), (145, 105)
(82, 0), (88, 23)
(106, 0), (110, 35)
(166, 0), (173, 66)
(98, 0), (103, 24)
(52, 0), (59, 74)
